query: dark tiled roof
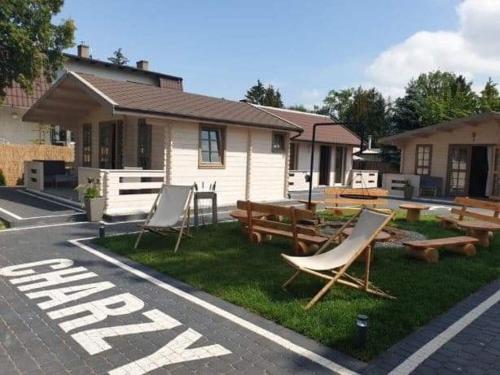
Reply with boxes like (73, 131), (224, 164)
(4, 79), (50, 108)
(257, 106), (360, 145)
(380, 111), (500, 144)
(76, 73), (302, 131)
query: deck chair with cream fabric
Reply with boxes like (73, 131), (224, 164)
(282, 208), (395, 309)
(134, 184), (194, 252)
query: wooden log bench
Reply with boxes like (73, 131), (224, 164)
(403, 236), (479, 263)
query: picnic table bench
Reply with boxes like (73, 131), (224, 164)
(236, 200), (327, 254)
(438, 197), (500, 228)
(403, 236), (479, 263)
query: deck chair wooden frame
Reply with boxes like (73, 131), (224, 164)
(134, 184), (194, 252)
(282, 208), (396, 309)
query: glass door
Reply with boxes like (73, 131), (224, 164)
(334, 146), (346, 184)
(447, 145), (470, 196)
(492, 146), (500, 200)
(99, 121), (123, 169)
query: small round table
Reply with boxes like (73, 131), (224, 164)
(399, 204), (430, 222)
(456, 221), (500, 247)
(341, 227), (391, 262)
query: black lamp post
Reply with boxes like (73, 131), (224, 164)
(307, 122), (337, 209)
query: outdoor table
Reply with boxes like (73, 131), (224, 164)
(456, 220), (500, 247)
(229, 209), (267, 221)
(341, 227), (391, 262)
(399, 203), (430, 222)
(193, 191), (217, 228)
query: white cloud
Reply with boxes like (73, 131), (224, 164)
(298, 88), (323, 109)
(366, 0), (500, 97)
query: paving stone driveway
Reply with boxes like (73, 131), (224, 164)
(0, 222), (498, 374)
(0, 222), (363, 375)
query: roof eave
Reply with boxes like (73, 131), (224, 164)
(113, 106), (303, 132)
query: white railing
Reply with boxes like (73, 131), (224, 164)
(350, 169), (378, 189)
(77, 168), (165, 215)
(382, 173), (421, 198)
(24, 161), (44, 191)
(103, 169), (164, 216)
(288, 170), (309, 191)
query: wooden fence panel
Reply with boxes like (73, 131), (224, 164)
(0, 144), (74, 186)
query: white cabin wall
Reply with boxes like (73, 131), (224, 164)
(248, 128), (287, 202)
(169, 121), (248, 206)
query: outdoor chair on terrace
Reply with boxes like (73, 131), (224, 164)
(282, 208), (395, 309)
(134, 184), (194, 252)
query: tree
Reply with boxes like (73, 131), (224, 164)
(288, 105), (309, 112)
(0, 0), (75, 100)
(392, 71), (479, 132)
(479, 78), (500, 112)
(244, 80), (284, 108)
(108, 48), (129, 66)
(322, 86), (389, 145)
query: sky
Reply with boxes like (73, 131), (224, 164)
(56, 0), (500, 108)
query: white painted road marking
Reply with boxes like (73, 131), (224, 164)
(70, 237), (359, 375)
(0, 258), (232, 375)
(388, 289), (500, 375)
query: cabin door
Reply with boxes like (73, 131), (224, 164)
(319, 145), (331, 186)
(446, 145), (470, 196)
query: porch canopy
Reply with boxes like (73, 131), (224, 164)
(23, 71), (302, 133)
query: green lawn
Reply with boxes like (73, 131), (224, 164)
(96, 214), (500, 360)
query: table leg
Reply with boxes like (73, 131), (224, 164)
(212, 194), (217, 225)
(194, 197), (199, 229)
(471, 229), (490, 247)
(406, 209), (420, 222)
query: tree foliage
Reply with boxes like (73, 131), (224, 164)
(479, 78), (500, 112)
(322, 86), (389, 145)
(245, 80), (283, 108)
(288, 104), (309, 112)
(0, 0), (75, 100)
(108, 48), (129, 66)
(391, 71), (479, 132)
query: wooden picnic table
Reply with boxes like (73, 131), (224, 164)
(399, 203), (430, 222)
(341, 227), (391, 262)
(456, 220), (500, 247)
(229, 209), (267, 221)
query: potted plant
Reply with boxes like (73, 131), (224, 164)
(76, 178), (105, 221)
(402, 180), (414, 200)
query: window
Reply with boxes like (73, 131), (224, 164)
(82, 123), (92, 167)
(272, 132), (286, 153)
(199, 125), (224, 167)
(289, 142), (299, 170)
(415, 145), (432, 175)
(137, 119), (152, 169)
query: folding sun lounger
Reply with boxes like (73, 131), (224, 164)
(282, 208), (395, 309)
(134, 184), (194, 252)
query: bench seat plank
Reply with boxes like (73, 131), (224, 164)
(403, 236), (478, 248)
(404, 236), (478, 263)
(252, 225), (327, 244)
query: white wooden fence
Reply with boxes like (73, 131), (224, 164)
(24, 161), (44, 191)
(103, 169), (164, 216)
(349, 169), (378, 189)
(288, 170), (309, 191)
(382, 173), (421, 198)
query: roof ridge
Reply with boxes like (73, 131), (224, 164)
(254, 105), (330, 118)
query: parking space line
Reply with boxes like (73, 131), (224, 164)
(388, 289), (500, 375)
